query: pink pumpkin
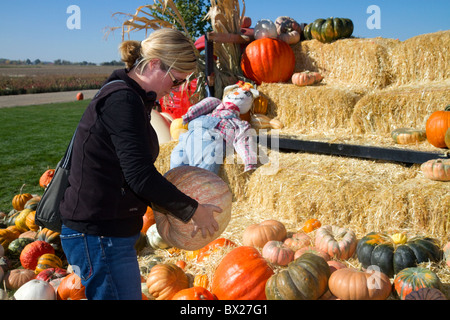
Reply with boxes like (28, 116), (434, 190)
(314, 225), (357, 260)
(262, 240), (295, 266)
(153, 166), (232, 251)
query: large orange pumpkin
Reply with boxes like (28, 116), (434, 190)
(211, 246), (274, 300)
(241, 37), (295, 85)
(425, 105), (450, 148)
(153, 166), (232, 251)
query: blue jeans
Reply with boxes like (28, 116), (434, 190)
(60, 225), (142, 300)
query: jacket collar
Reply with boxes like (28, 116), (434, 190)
(105, 68), (157, 109)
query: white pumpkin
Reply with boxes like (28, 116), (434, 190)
(146, 224), (170, 249)
(13, 279), (56, 300)
(254, 19), (278, 40)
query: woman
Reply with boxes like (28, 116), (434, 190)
(59, 28), (220, 300)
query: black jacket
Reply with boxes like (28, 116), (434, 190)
(60, 69), (198, 236)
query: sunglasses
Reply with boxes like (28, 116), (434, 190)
(167, 69), (187, 88)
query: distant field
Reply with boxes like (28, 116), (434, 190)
(0, 65), (120, 95)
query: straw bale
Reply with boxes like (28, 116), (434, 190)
(244, 150), (449, 241)
(257, 82), (361, 132)
(292, 37), (400, 92)
(391, 30), (450, 86)
(351, 79), (450, 136)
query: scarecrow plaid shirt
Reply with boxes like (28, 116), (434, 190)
(182, 97), (257, 171)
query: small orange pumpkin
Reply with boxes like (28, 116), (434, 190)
(39, 169), (55, 188)
(292, 71), (323, 87)
(425, 105), (450, 148)
(76, 92), (84, 101)
(302, 218), (322, 233)
(193, 274), (210, 289)
(12, 185), (33, 211)
(141, 206), (155, 234)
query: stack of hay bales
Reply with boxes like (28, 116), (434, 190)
(155, 30), (450, 244)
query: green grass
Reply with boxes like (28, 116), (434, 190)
(0, 100), (89, 212)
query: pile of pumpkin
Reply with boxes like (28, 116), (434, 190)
(0, 175), (86, 300)
(1, 166), (450, 300)
(141, 216), (450, 300)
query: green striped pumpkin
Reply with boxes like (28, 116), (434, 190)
(35, 253), (63, 274)
(393, 267), (443, 300)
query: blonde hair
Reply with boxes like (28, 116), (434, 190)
(119, 28), (198, 74)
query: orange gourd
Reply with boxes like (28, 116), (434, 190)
(292, 71), (323, 87)
(171, 287), (216, 300)
(241, 37), (295, 85)
(211, 246), (274, 300)
(12, 185), (33, 211)
(153, 166), (232, 251)
(39, 169), (55, 188)
(242, 219), (287, 248)
(57, 273), (86, 300)
(146, 263), (189, 300)
(425, 105), (450, 148)
(302, 218), (321, 233)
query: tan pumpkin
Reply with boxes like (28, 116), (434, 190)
(421, 159), (450, 181)
(328, 268), (392, 300)
(391, 128), (427, 144)
(314, 225), (357, 260)
(294, 246), (331, 261)
(4, 268), (36, 290)
(242, 219), (287, 248)
(153, 166), (232, 251)
(292, 71), (323, 87)
(146, 263), (189, 300)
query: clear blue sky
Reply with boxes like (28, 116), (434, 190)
(0, 0), (449, 64)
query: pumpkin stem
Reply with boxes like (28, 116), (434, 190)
(445, 105), (450, 111)
(19, 183), (26, 194)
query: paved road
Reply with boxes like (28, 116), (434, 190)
(0, 90), (99, 108)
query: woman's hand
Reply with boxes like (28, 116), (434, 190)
(191, 204), (222, 238)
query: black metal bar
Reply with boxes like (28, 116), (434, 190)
(258, 135), (449, 165)
(204, 33), (214, 97)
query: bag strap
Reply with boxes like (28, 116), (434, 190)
(60, 79), (129, 170)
